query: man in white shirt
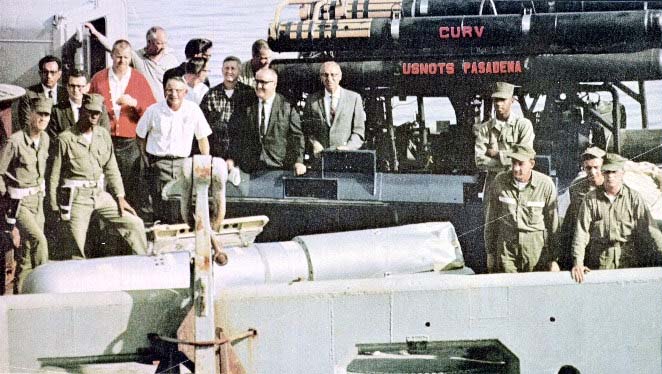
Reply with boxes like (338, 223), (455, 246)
(137, 77), (212, 223)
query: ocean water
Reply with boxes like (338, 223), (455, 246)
(125, 0), (661, 130)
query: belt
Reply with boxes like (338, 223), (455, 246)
(63, 176), (105, 189)
(149, 154), (186, 161)
(7, 182), (45, 199)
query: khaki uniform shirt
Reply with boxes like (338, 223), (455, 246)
(474, 116), (534, 172)
(571, 184), (662, 269)
(485, 170), (559, 257)
(49, 125), (124, 211)
(0, 130), (49, 195)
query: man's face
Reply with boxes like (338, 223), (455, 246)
(29, 111), (50, 133)
(511, 159), (535, 183)
(582, 157), (604, 187)
(67, 76), (87, 104)
(165, 80), (188, 109)
(494, 97), (513, 120)
(223, 61), (240, 84)
(254, 70), (276, 101)
(40, 61), (61, 88)
(320, 63), (342, 94)
(146, 29), (167, 56)
(603, 169), (624, 192)
(81, 108), (101, 127)
(252, 48), (271, 70)
(112, 47), (132, 73)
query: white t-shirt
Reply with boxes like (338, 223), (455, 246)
(136, 99), (212, 157)
(186, 82), (210, 105)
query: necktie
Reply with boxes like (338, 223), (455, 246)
(330, 96), (338, 124)
(47, 90), (53, 102)
(260, 101), (267, 137)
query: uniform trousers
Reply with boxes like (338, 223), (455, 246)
(148, 156), (185, 224)
(497, 228), (549, 273)
(64, 186), (147, 258)
(15, 193), (47, 290)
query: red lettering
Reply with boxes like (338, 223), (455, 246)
(475, 26), (485, 38)
(462, 26), (473, 38)
(450, 26), (461, 38)
(499, 61), (506, 73)
(447, 63), (455, 74)
(420, 63), (428, 74)
(463, 62), (471, 74)
(428, 63), (437, 74)
(514, 61), (522, 73)
(402, 63), (411, 75)
(412, 63), (419, 74)
(439, 26), (450, 39)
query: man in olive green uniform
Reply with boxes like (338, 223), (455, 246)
(485, 144), (559, 273)
(0, 97), (52, 289)
(49, 94), (147, 258)
(558, 146), (606, 269)
(475, 82), (535, 191)
(571, 154), (662, 283)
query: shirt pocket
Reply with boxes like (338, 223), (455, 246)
(523, 200), (545, 226)
(590, 219), (609, 241)
(19, 151), (38, 167)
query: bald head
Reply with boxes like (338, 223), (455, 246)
(320, 61), (342, 94)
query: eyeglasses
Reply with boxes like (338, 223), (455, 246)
(255, 79), (274, 86)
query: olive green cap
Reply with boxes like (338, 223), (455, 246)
(82, 93), (104, 112)
(601, 153), (626, 171)
(31, 97), (52, 114)
(582, 146), (606, 159)
(508, 144), (536, 162)
(491, 82), (515, 99)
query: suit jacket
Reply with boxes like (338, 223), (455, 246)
(229, 93), (304, 173)
(89, 68), (156, 138)
(49, 100), (111, 142)
(17, 83), (68, 132)
(302, 87), (366, 150)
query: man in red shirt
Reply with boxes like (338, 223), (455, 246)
(89, 39), (156, 219)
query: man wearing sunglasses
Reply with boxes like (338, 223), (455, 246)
(17, 55), (68, 131)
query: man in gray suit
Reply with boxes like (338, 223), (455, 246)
(229, 68), (305, 175)
(302, 61), (366, 158)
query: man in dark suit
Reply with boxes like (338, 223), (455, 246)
(17, 55), (69, 131)
(229, 68), (305, 175)
(49, 69), (110, 142)
(302, 61), (366, 158)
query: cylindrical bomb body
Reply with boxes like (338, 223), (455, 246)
(22, 222), (463, 294)
(269, 10), (662, 55)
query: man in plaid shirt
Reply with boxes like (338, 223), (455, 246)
(200, 56), (253, 160)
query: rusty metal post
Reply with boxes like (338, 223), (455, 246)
(192, 155), (216, 372)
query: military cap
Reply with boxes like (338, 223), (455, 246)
(491, 82), (515, 99)
(581, 146), (606, 159)
(508, 144), (536, 162)
(82, 93), (104, 112)
(30, 97), (53, 114)
(601, 153), (626, 171)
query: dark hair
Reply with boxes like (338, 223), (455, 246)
(223, 55), (241, 65)
(38, 55), (62, 72)
(251, 39), (270, 57)
(68, 69), (88, 80)
(185, 57), (208, 75)
(184, 38), (213, 59)
(111, 39), (132, 54)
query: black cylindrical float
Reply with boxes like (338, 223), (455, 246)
(271, 49), (662, 97)
(269, 10), (662, 55)
(401, 0), (662, 17)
